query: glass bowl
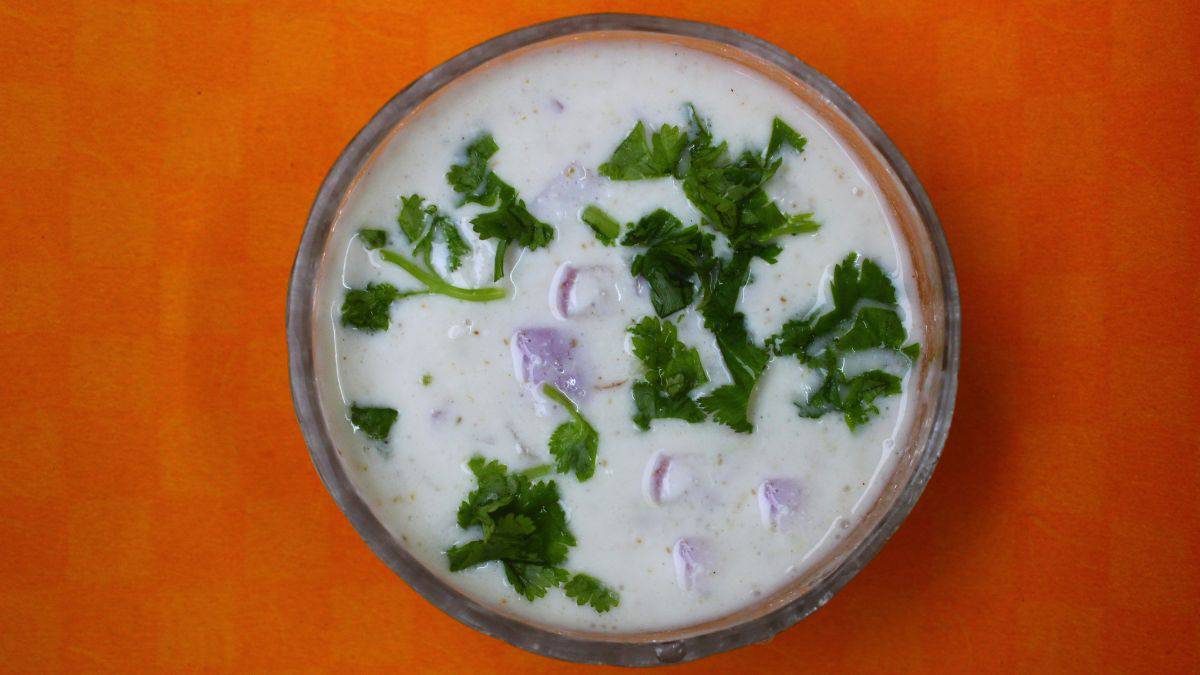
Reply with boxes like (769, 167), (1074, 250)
(286, 13), (959, 667)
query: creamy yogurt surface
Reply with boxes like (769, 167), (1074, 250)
(314, 38), (922, 632)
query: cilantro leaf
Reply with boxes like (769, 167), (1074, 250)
(340, 282), (401, 332)
(580, 205), (620, 245)
(504, 562), (570, 601)
(397, 194), (428, 242)
(741, 189), (820, 246)
(768, 253), (902, 361)
(796, 365), (902, 430)
(446, 135), (555, 281)
(696, 252), (771, 433)
(348, 404), (398, 441)
(446, 133), (502, 206)
(836, 306), (906, 352)
(471, 194), (555, 281)
(621, 209), (714, 318)
(563, 573), (620, 613)
(592, 107), (825, 434)
(766, 117), (808, 157)
(628, 316), (708, 429)
(397, 194), (473, 273)
(447, 456), (617, 611)
(447, 457), (575, 574)
(358, 228), (388, 249)
(598, 121), (687, 180)
(541, 383), (598, 482)
(770, 254), (917, 429)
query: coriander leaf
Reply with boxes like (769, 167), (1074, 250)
(504, 563), (569, 601)
(448, 457), (621, 611)
(857, 256), (898, 305)
(766, 117), (808, 157)
(446, 134), (555, 280)
(628, 316), (708, 430)
(682, 148), (780, 239)
(682, 103), (727, 172)
(621, 209), (714, 317)
(768, 253), (902, 361)
(797, 367), (901, 430)
(348, 403), (398, 441)
(841, 369), (902, 429)
(563, 573), (620, 613)
(446, 540), (490, 571)
(398, 195), (473, 273)
(471, 196), (555, 281)
(446, 133), (502, 206)
(836, 306), (906, 352)
(434, 211), (472, 272)
(741, 189), (820, 245)
(397, 194), (428, 242)
(580, 205), (621, 245)
(456, 456), (517, 536)
(541, 383), (598, 482)
(696, 252), (770, 433)
(840, 303), (902, 353)
(447, 456), (575, 571)
(773, 254), (917, 430)
(340, 282), (401, 332)
(378, 192), (504, 305)
(598, 121), (687, 180)
(358, 228), (388, 249)
(631, 382), (707, 430)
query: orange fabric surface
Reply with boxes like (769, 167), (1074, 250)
(2, 1), (1198, 672)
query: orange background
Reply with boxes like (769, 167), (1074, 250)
(2, 1), (1198, 672)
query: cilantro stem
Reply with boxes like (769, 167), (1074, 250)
(541, 383), (582, 420)
(519, 464), (553, 480)
(492, 239), (508, 282)
(379, 249), (506, 302)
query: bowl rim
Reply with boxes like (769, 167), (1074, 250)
(286, 13), (960, 667)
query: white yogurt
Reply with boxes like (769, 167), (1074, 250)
(313, 38), (921, 633)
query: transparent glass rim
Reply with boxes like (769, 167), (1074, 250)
(286, 13), (960, 667)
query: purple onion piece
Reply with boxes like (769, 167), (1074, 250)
(550, 263), (618, 320)
(510, 327), (587, 401)
(643, 452), (672, 505)
(758, 479), (802, 530)
(549, 263), (579, 320)
(672, 538), (705, 592)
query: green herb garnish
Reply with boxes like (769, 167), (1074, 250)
(397, 194), (472, 272)
(620, 209), (715, 318)
(598, 121), (688, 180)
(447, 133), (555, 280)
(358, 228), (388, 250)
(628, 316), (708, 430)
(597, 108), (820, 432)
(446, 133), (503, 206)
(563, 573), (620, 612)
(349, 403), (398, 441)
(695, 252), (771, 433)
(794, 355), (902, 429)
(541, 383), (599, 482)
(471, 195), (555, 281)
(341, 193), (502, 333)
(580, 205), (621, 246)
(447, 457), (618, 612)
(768, 253), (918, 429)
(340, 282), (404, 332)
